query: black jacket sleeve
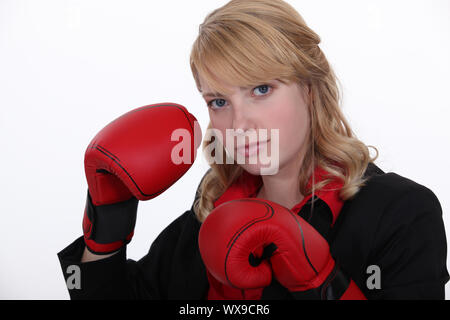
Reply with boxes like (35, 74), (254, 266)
(58, 236), (148, 299)
(57, 233), (163, 299)
(364, 183), (449, 299)
(57, 208), (203, 299)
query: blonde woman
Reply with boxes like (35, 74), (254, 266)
(58, 0), (448, 300)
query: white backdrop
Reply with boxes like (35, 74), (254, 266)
(0, 0), (449, 299)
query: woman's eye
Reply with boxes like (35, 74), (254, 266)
(207, 98), (227, 109)
(206, 85), (271, 109)
(253, 85), (271, 96)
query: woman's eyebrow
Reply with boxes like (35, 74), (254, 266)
(201, 86), (253, 98)
(201, 92), (225, 98)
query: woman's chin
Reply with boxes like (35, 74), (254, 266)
(239, 162), (280, 176)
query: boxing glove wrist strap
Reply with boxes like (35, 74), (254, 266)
(291, 262), (353, 300)
(83, 191), (138, 255)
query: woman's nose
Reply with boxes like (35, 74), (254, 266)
(231, 102), (256, 133)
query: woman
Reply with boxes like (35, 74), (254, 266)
(58, 0), (448, 300)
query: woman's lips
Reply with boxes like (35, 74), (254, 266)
(236, 140), (269, 158)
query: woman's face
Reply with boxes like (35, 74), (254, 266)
(199, 76), (311, 176)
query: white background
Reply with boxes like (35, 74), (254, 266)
(0, 0), (449, 299)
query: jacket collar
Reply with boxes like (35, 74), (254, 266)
(213, 166), (344, 226)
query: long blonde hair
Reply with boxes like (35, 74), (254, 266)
(190, 0), (378, 222)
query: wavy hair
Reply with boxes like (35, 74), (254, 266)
(190, 0), (378, 222)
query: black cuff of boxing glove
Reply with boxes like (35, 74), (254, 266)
(290, 262), (350, 300)
(84, 190), (138, 254)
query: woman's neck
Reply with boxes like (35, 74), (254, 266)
(255, 159), (305, 210)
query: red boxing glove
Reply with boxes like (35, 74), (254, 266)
(83, 102), (202, 254)
(199, 198), (366, 300)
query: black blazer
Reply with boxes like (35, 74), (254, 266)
(58, 163), (449, 299)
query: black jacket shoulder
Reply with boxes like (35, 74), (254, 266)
(330, 163), (449, 299)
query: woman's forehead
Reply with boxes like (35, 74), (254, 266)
(199, 78), (251, 98)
